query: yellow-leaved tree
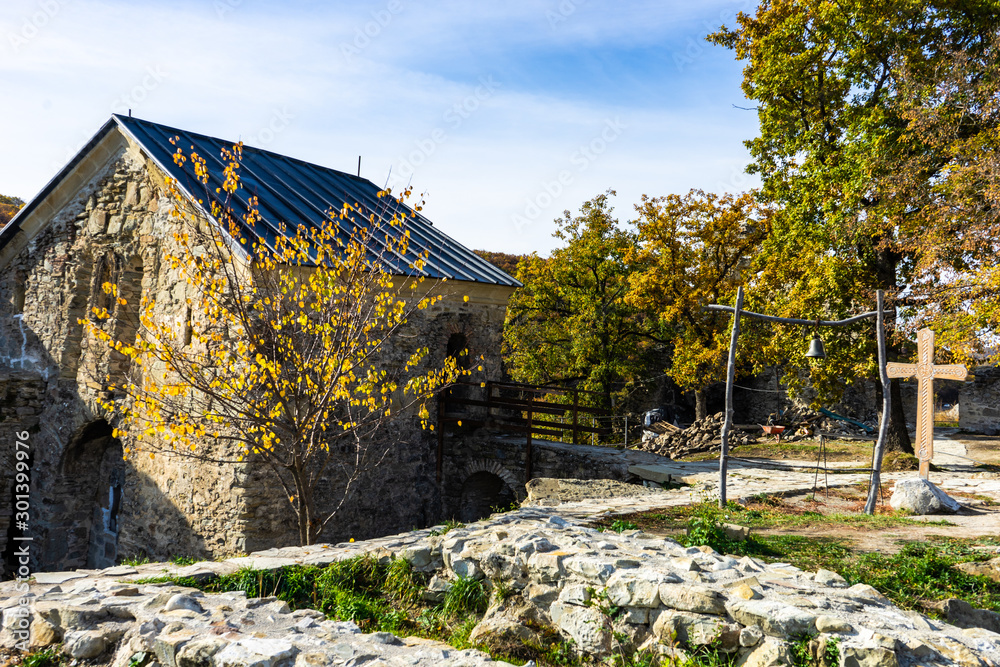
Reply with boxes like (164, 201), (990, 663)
(627, 190), (768, 420)
(83, 141), (466, 546)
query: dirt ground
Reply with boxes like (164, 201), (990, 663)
(748, 484), (1000, 554)
(715, 430), (1000, 553)
(949, 432), (1000, 466)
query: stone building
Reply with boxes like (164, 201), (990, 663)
(0, 115), (518, 576)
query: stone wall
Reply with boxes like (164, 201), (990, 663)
(0, 130), (514, 572)
(960, 366), (1000, 435)
(440, 427), (664, 522)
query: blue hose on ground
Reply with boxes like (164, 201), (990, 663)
(818, 408), (875, 434)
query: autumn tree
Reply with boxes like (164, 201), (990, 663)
(503, 192), (653, 411)
(627, 190), (766, 420)
(472, 250), (526, 278)
(85, 142), (465, 546)
(709, 0), (1000, 451)
(0, 195), (23, 226)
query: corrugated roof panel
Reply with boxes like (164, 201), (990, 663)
(113, 115), (520, 287)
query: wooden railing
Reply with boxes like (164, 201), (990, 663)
(436, 380), (612, 482)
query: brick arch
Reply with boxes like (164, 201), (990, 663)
(461, 458), (523, 501)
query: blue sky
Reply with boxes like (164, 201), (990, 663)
(0, 0), (760, 255)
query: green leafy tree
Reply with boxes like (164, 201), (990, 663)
(709, 0), (1000, 451)
(627, 190), (767, 420)
(503, 192), (652, 411)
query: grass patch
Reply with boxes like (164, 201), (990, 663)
(605, 498), (952, 534)
(607, 501), (1000, 616)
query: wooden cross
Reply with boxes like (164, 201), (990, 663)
(886, 328), (967, 479)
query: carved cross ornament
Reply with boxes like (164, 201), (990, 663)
(886, 329), (967, 479)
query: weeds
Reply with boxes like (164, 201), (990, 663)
(430, 519), (465, 536)
(20, 648), (63, 667)
(602, 519), (639, 534)
(443, 576), (488, 615)
(170, 555), (198, 566)
(120, 554), (151, 567)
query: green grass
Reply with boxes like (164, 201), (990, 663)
(20, 648), (64, 667)
(170, 555), (198, 566)
(612, 501), (1000, 617)
(607, 499), (953, 534)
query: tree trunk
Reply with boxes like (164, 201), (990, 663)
(885, 377), (913, 454)
(694, 388), (707, 422)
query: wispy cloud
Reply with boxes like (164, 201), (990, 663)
(0, 0), (759, 255)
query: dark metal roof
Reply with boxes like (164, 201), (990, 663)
(108, 115), (517, 286)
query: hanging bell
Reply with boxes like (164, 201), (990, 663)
(805, 335), (827, 359)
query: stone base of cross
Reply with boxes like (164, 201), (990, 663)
(886, 328), (967, 479)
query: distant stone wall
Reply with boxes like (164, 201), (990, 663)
(960, 366), (1000, 435)
(734, 368), (881, 425)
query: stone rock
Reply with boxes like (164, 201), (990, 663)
(730, 583), (763, 601)
(213, 637), (296, 667)
(929, 598), (1000, 634)
(839, 644), (899, 667)
(29, 618), (60, 647)
(651, 610), (727, 647)
(815, 615), (853, 634)
(551, 602), (612, 656)
(164, 594), (204, 613)
(177, 638), (230, 667)
(954, 557), (1000, 583)
(524, 478), (662, 505)
(658, 584), (727, 615)
(722, 523), (750, 542)
(889, 479), (962, 515)
(725, 599), (817, 639)
(739, 625), (763, 648)
(846, 584), (889, 604)
(469, 596), (547, 647)
(814, 569), (848, 588)
(450, 558), (482, 580)
(734, 637), (794, 667)
(63, 629), (107, 659)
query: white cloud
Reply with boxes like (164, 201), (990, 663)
(0, 0), (761, 255)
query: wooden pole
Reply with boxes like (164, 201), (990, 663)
(865, 290), (891, 515)
(719, 286), (744, 508)
(526, 399), (534, 482)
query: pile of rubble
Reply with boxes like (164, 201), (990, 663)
(3, 504), (997, 666)
(768, 407), (875, 441)
(635, 412), (758, 459)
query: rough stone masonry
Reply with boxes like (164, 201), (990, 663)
(0, 116), (516, 575)
(1, 494), (998, 667)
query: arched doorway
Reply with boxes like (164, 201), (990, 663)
(458, 471), (516, 522)
(56, 420), (126, 569)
